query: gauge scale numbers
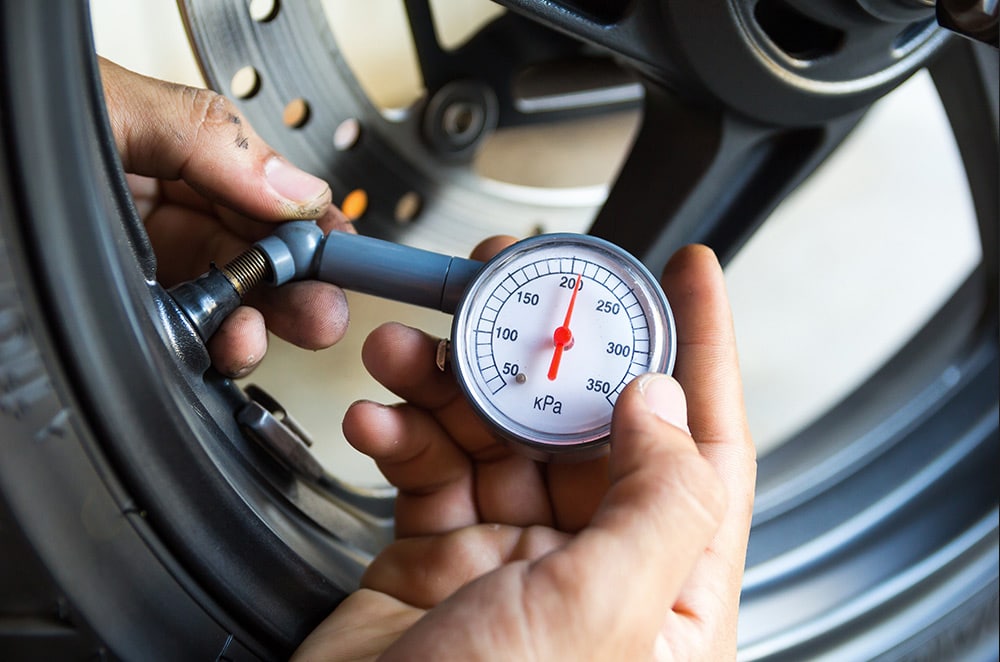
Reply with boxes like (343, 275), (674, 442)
(453, 236), (674, 456)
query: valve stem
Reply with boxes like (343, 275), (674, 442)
(220, 246), (270, 297)
(168, 246), (273, 343)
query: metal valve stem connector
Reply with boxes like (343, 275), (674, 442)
(219, 246), (271, 297)
(169, 219), (483, 345)
(168, 246), (273, 342)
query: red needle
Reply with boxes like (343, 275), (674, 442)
(547, 274), (582, 381)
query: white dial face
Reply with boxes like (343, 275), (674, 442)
(453, 235), (674, 453)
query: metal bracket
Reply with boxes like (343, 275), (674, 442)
(237, 384), (325, 482)
(235, 384), (397, 529)
(435, 338), (451, 372)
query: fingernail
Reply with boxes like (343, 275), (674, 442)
(350, 399), (385, 409)
(637, 374), (689, 433)
(265, 156), (329, 204)
(229, 354), (258, 379)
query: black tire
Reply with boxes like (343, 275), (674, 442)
(1, 1), (997, 660)
(1, 3), (375, 659)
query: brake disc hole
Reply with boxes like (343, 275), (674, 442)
(283, 98), (310, 128)
(230, 66), (261, 99)
(249, 0), (279, 23)
(341, 188), (369, 221)
(333, 117), (362, 151)
(394, 191), (422, 224)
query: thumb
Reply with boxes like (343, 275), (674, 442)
(99, 57), (331, 221)
(525, 374), (727, 656)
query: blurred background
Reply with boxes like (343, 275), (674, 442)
(89, 0), (980, 487)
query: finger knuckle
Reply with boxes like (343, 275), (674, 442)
(436, 528), (501, 579)
(188, 87), (239, 129)
(514, 525), (567, 561)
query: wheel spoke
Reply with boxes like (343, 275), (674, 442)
(403, 3), (640, 130)
(401, 0), (449, 91)
(588, 80), (864, 271)
(928, 38), (999, 301)
(493, 0), (672, 76)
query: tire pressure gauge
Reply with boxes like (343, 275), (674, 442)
(173, 223), (676, 462)
(450, 234), (676, 461)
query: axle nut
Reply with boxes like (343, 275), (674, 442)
(422, 80), (498, 161)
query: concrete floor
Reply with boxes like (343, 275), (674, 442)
(91, 1), (980, 487)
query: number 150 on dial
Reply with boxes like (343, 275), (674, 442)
(451, 234), (676, 461)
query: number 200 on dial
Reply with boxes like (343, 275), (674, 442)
(451, 234), (676, 461)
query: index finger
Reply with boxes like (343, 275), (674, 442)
(662, 245), (753, 461)
(660, 244), (756, 649)
(100, 57), (331, 222)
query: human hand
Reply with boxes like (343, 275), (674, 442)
(293, 241), (756, 660)
(99, 57), (351, 376)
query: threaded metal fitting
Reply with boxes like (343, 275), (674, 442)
(220, 246), (271, 298)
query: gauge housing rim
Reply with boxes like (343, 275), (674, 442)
(451, 233), (676, 461)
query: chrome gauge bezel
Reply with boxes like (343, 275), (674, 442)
(451, 234), (676, 461)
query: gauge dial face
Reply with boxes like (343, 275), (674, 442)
(452, 234), (675, 458)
